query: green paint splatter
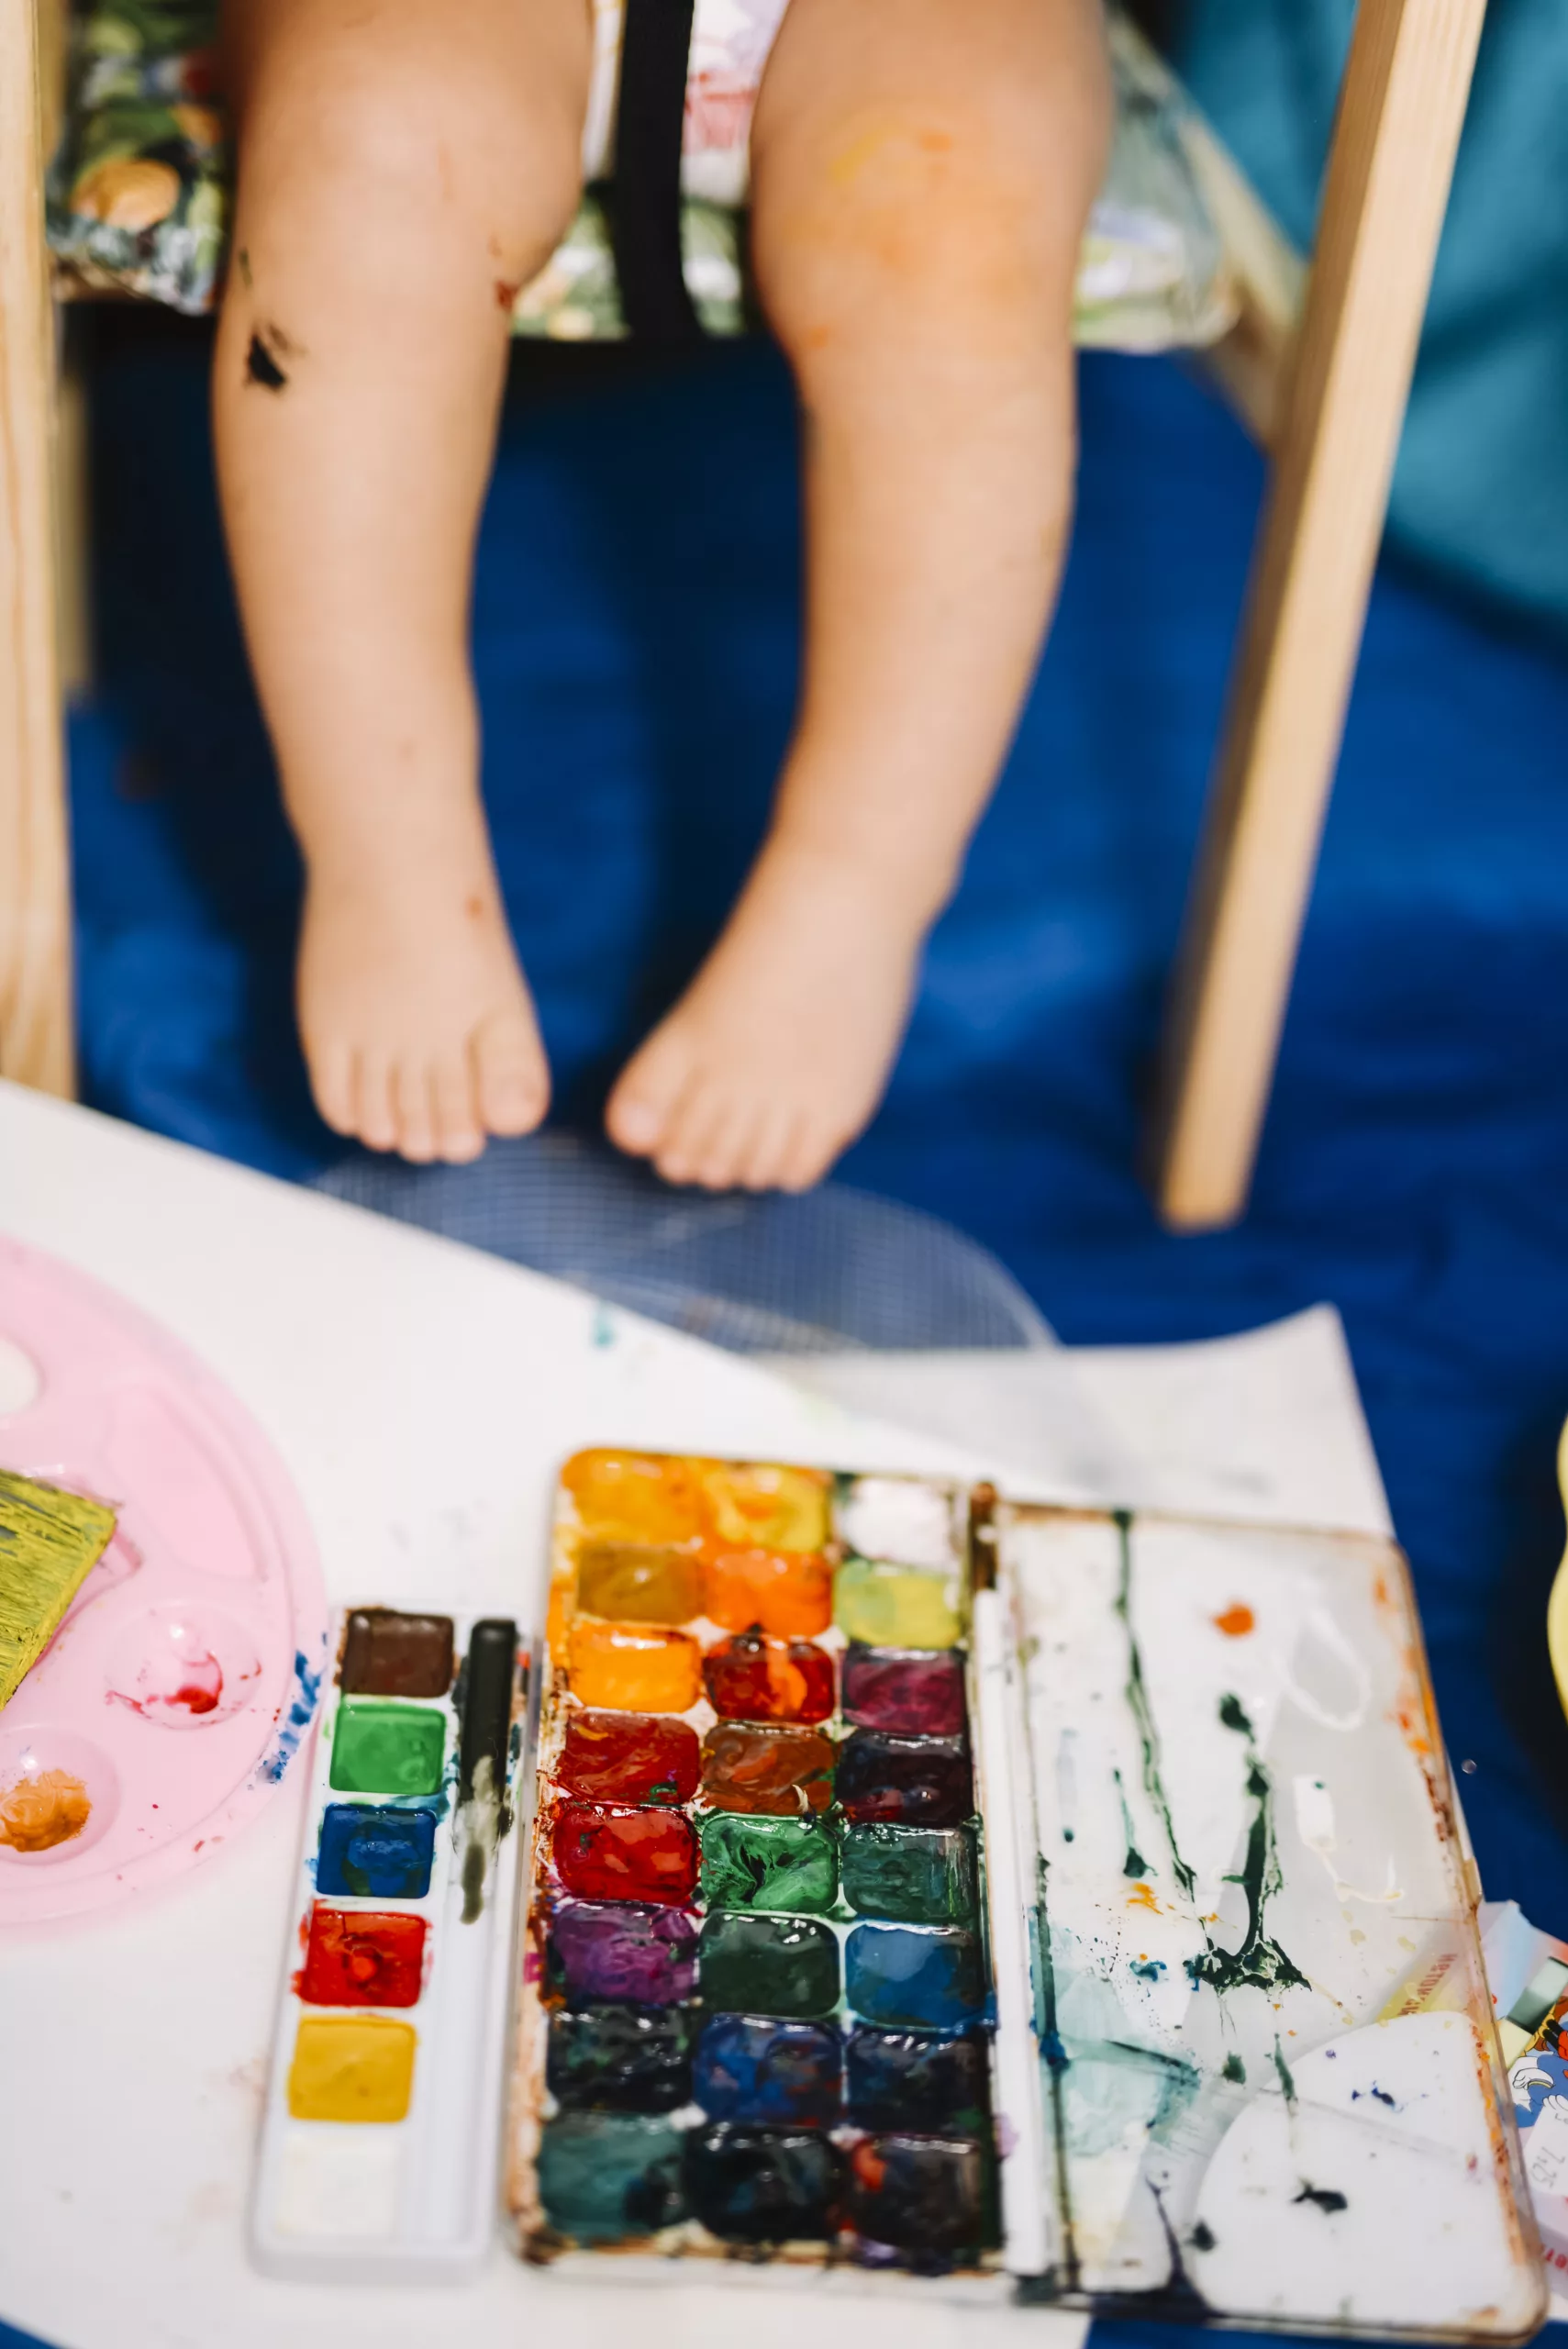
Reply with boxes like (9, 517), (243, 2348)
(1113, 1765), (1151, 1879)
(1114, 1512), (1196, 1903)
(1272, 2033), (1298, 2111)
(1190, 2219), (1217, 2253)
(1186, 1695), (1309, 1997)
(1222, 2052), (1246, 2084)
(1031, 1856), (1081, 2293)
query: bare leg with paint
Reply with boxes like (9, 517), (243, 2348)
(214, 0), (589, 1161)
(606, 0), (1109, 1189)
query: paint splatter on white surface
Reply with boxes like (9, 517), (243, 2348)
(1002, 1508), (1540, 2332)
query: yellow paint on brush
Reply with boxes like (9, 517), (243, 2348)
(567, 1619), (701, 1713)
(288, 2016), (417, 2123)
(0, 1469), (117, 1711)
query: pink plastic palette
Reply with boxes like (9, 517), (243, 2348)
(0, 1237), (326, 1925)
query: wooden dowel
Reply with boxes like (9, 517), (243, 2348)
(1152, 0), (1487, 1231)
(0, 0), (75, 1096)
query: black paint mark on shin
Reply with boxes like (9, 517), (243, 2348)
(246, 330), (288, 390)
(245, 319), (302, 392)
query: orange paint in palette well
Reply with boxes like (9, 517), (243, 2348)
(563, 1449), (833, 1559)
(702, 1545), (833, 1638)
(562, 1451), (707, 1549)
(0, 1767), (91, 1852)
(567, 1620), (702, 1713)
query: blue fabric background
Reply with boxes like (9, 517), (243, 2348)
(13, 311), (1568, 2345)
(1180, 0), (1568, 630)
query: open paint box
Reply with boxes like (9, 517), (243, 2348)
(256, 1452), (1546, 2337)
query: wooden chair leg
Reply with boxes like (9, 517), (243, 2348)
(1151, 0), (1487, 1231)
(55, 317), (95, 704)
(0, 0), (75, 1097)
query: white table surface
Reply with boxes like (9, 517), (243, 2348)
(0, 1084), (1095, 2349)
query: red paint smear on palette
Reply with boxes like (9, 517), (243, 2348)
(703, 1631), (835, 1724)
(557, 1710), (699, 1805)
(297, 1904), (428, 2007)
(552, 1800), (698, 1904)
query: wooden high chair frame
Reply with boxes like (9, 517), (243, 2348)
(0, 0), (1486, 1228)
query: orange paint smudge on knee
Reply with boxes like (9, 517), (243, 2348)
(1213, 1603), (1255, 1638)
(495, 279), (522, 312)
(827, 114), (955, 194)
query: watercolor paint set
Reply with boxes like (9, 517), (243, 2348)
(503, 1452), (1545, 2339)
(251, 1608), (528, 2280)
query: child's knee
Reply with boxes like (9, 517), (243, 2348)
(756, 57), (1111, 362)
(237, 42), (584, 281)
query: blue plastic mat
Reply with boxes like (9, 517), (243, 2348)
(37, 315), (1568, 2345)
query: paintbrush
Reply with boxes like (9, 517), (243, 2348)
(0, 1468), (117, 1711)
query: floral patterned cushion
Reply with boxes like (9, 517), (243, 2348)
(46, 0), (1237, 351)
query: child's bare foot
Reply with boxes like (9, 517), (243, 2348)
(299, 844), (549, 1163)
(606, 839), (923, 1191)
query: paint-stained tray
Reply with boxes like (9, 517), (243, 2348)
(0, 1238), (326, 1924)
(503, 1453), (1545, 2339)
(1001, 1504), (1542, 2335)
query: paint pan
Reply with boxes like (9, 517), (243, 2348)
(504, 1452), (1544, 2339)
(250, 1608), (526, 2281)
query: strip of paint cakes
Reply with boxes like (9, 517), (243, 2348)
(250, 1608), (525, 2283)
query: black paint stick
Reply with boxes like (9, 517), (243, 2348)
(460, 1618), (517, 1806)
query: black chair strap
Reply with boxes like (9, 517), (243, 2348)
(610, 0), (706, 345)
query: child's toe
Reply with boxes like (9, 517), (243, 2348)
(606, 1029), (691, 1158)
(394, 1063), (437, 1163)
(740, 1104), (792, 1192)
(778, 1116), (829, 1195)
(309, 1040), (356, 1138)
(474, 1008), (548, 1138)
(355, 1052), (398, 1152)
(432, 1055), (484, 1163)
(679, 1091), (747, 1192)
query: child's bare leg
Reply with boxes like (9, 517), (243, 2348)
(215, 0), (588, 1161)
(606, 0), (1108, 1190)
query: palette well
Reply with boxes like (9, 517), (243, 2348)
(504, 1453), (1545, 2339)
(0, 1238), (325, 1925)
(250, 1609), (527, 2280)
